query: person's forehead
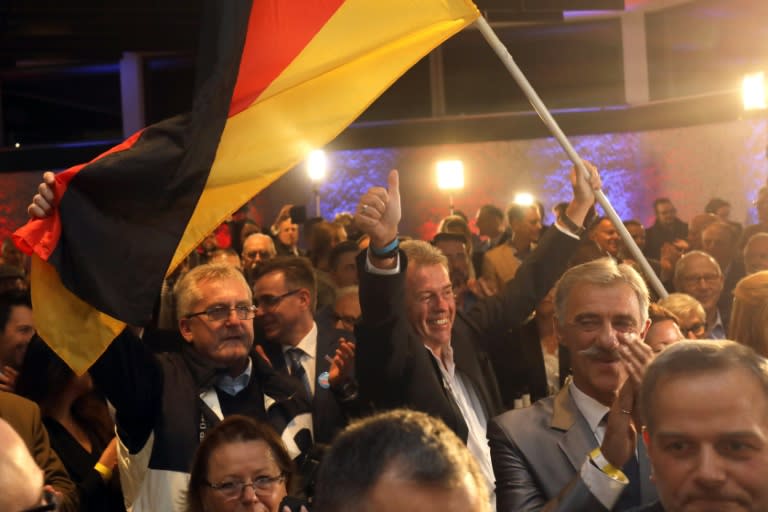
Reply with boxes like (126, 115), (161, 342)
(244, 236), (270, 251)
(681, 255), (719, 275)
(564, 282), (641, 317)
(197, 276), (250, 302)
(747, 239), (768, 255)
(651, 369), (768, 433)
(648, 320), (682, 341)
(253, 270), (287, 292)
(407, 263), (451, 290)
(208, 439), (277, 476)
(435, 240), (465, 254)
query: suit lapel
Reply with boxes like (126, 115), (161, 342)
(552, 384), (598, 471)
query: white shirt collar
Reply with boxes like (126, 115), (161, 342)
(217, 357), (253, 396)
(569, 381), (610, 435)
(281, 322), (318, 359)
(425, 342), (455, 377)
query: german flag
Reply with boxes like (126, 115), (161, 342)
(13, 0), (479, 374)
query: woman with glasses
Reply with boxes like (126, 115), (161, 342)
(186, 415), (307, 512)
(729, 271), (768, 357)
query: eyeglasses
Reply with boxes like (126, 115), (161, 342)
(244, 250), (272, 260)
(332, 312), (360, 330)
(682, 322), (707, 338)
(206, 474), (286, 500)
(186, 304), (256, 322)
(681, 274), (720, 286)
(253, 289), (302, 311)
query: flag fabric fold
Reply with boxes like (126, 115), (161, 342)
(14, 0), (480, 374)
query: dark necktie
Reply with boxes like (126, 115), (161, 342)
(287, 347), (311, 399)
(598, 413), (642, 511)
(615, 453), (641, 510)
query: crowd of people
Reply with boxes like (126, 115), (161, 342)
(1, 163), (768, 511)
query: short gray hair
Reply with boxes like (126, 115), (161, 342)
(175, 263), (251, 318)
(640, 340), (768, 433)
(242, 233), (276, 257)
(657, 292), (705, 321)
(401, 240), (448, 272)
(554, 257), (650, 326)
(674, 250), (722, 290)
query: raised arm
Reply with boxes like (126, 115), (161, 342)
(468, 162), (601, 340)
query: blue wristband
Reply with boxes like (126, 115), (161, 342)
(370, 237), (399, 257)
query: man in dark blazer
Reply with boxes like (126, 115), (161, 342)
(0, 391), (79, 512)
(488, 258), (658, 511)
(352, 165), (600, 498)
(252, 256), (359, 446)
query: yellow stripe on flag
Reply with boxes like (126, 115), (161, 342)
(170, 0), (479, 271)
(31, 255), (126, 375)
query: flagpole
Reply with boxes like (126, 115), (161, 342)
(474, 16), (667, 299)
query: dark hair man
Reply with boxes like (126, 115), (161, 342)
(0, 290), (34, 392)
(314, 409), (491, 512)
(252, 256), (359, 445)
(482, 203), (543, 292)
(645, 198), (688, 260)
(635, 340), (768, 512)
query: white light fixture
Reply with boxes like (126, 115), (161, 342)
(436, 160), (464, 190)
(513, 192), (535, 206)
(306, 149), (328, 182)
(743, 72), (766, 111)
(436, 159), (465, 214)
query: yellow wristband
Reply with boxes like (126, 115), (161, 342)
(589, 448), (628, 483)
(94, 462), (113, 481)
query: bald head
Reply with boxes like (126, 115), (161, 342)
(0, 418), (44, 511)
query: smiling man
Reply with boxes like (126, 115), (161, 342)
(489, 258), (658, 511)
(636, 340), (768, 512)
(353, 164), (599, 502)
(252, 256), (359, 446)
(84, 264), (309, 512)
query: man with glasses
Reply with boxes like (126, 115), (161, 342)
(85, 263), (309, 512)
(252, 256), (359, 446)
(673, 251), (727, 339)
(645, 198), (688, 260)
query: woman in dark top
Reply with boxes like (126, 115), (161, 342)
(16, 336), (126, 512)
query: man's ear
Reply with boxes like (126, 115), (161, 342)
(178, 318), (195, 343)
(299, 288), (312, 310)
(639, 317), (652, 341)
(553, 316), (566, 347)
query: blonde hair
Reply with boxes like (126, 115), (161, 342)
(658, 292), (705, 321)
(400, 240), (449, 272)
(729, 271), (768, 357)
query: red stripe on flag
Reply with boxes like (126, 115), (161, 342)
(13, 129), (146, 261)
(228, 0), (345, 117)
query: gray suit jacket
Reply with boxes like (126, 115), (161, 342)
(488, 382), (657, 512)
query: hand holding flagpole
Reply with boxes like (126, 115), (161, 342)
(474, 17), (667, 299)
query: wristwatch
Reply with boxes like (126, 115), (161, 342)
(559, 212), (586, 236)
